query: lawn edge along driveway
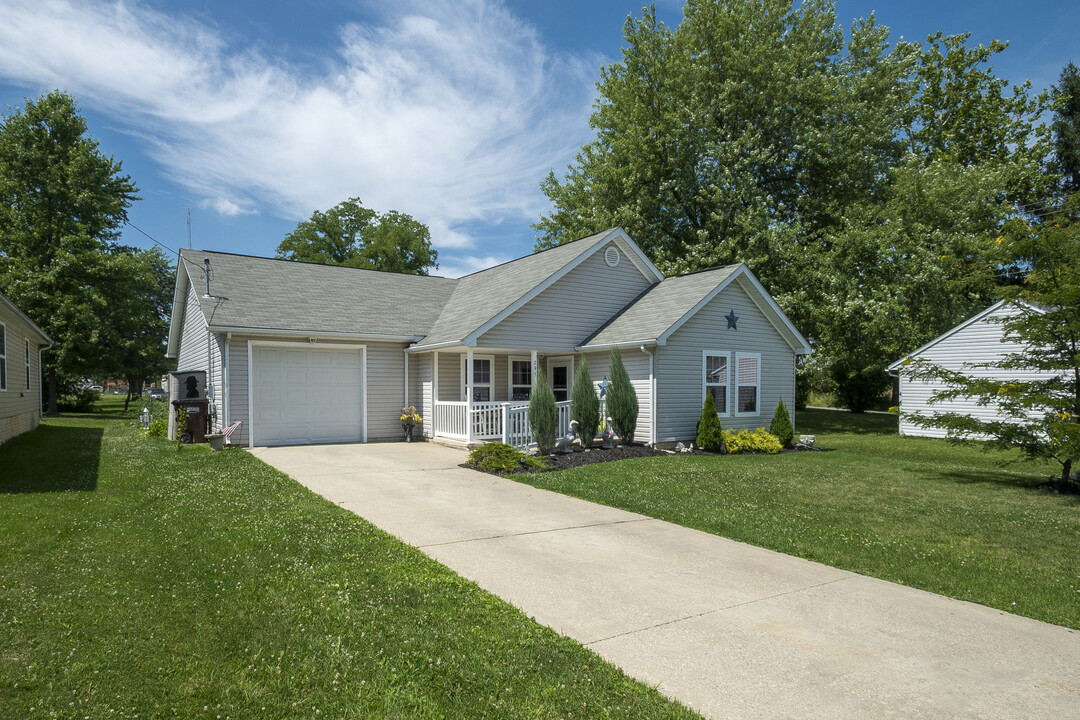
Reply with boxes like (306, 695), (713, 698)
(256, 441), (1080, 720)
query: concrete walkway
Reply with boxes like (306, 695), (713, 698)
(252, 442), (1080, 720)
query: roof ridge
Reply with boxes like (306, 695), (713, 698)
(180, 247), (454, 281)
(455, 228), (617, 279)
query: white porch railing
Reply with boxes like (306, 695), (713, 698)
(434, 401), (468, 439)
(434, 400), (571, 448)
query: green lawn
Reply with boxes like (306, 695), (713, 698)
(0, 406), (699, 719)
(519, 409), (1080, 629)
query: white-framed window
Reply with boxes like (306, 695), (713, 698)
(735, 352), (761, 416)
(461, 354), (494, 403)
(26, 338), (31, 391)
(509, 356), (532, 401)
(702, 350), (730, 416)
(0, 322), (7, 391)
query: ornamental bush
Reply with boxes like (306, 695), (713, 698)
(468, 442), (546, 473)
(723, 427), (782, 454)
(607, 346), (639, 443)
(528, 372), (558, 455)
(570, 358), (600, 448)
(696, 393), (725, 452)
(769, 397), (794, 448)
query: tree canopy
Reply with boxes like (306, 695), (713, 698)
(276, 198), (438, 275)
(0, 91), (170, 412)
(535, 0), (1051, 411)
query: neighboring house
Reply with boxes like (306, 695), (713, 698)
(887, 300), (1053, 438)
(166, 228), (811, 448)
(0, 289), (52, 445)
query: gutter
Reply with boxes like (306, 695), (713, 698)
(206, 326), (421, 342)
(576, 339), (660, 352)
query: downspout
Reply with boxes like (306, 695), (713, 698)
(404, 348), (409, 409)
(223, 332), (231, 428)
(640, 345), (655, 447)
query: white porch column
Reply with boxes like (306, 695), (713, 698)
(433, 351), (439, 438)
(531, 350), (538, 388)
(466, 348), (474, 443)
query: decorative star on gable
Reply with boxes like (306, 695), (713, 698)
(726, 309), (739, 330)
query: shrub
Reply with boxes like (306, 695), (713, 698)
(696, 393), (725, 452)
(769, 397), (794, 448)
(723, 427), (782, 454)
(570, 358), (600, 448)
(468, 442), (546, 473)
(57, 387), (99, 413)
(140, 399), (170, 437)
(606, 346), (639, 443)
(528, 372), (558, 455)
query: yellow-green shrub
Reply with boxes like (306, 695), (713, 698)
(722, 427), (782, 454)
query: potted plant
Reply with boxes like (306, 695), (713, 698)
(400, 406), (422, 442)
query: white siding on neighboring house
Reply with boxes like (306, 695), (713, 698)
(894, 303), (1054, 438)
(580, 349), (653, 444)
(656, 285), (795, 442)
(478, 245), (654, 350)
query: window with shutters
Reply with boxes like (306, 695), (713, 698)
(702, 351), (730, 416)
(735, 352), (760, 416)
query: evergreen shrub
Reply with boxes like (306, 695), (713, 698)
(570, 358), (600, 447)
(607, 347), (639, 443)
(770, 397), (794, 447)
(528, 372), (558, 455)
(696, 393), (725, 452)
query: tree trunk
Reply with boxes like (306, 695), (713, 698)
(1061, 458), (1074, 487)
(46, 368), (59, 416)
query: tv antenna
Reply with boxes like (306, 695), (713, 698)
(186, 208), (192, 249)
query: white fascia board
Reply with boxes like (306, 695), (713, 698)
(462, 228), (663, 346)
(407, 340), (468, 352)
(734, 271), (813, 354)
(208, 326), (418, 342)
(165, 259), (193, 358)
(886, 300), (1015, 371)
(0, 292), (52, 345)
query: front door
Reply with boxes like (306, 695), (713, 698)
(548, 357), (573, 402)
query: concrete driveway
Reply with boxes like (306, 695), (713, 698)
(252, 442), (1080, 720)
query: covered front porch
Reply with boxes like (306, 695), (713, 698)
(415, 348), (575, 448)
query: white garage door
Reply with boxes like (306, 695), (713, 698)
(251, 345), (364, 446)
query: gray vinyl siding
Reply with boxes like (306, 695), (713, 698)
(477, 244), (654, 350)
(366, 341), (409, 440)
(580, 349), (653, 444)
(227, 337), (249, 445)
(414, 353), (433, 438)
(656, 285), (796, 442)
(897, 304), (1054, 438)
(175, 283), (224, 433)
(436, 352), (462, 402)
(0, 305), (47, 445)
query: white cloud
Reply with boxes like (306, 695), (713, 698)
(199, 196), (256, 217)
(0, 0), (598, 253)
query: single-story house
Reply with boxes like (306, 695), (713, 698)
(887, 300), (1053, 438)
(166, 228), (811, 448)
(0, 289), (52, 445)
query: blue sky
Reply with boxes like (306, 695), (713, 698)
(1, 0), (1077, 277)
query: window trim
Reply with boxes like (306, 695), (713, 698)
(508, 355), (532, 402)
(735, 352), (762, 417)
(25, 338), (31, 391)
(461, 354), (495, 403)
(0, 321), (6, 392)
(702, 350), (731, 418)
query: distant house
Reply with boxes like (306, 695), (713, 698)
(0, 290), (52, 445)
(887, 301), (1054, 438)
(167, 228), (811, 448)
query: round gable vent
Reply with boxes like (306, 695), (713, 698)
(604, 245), (621, 267)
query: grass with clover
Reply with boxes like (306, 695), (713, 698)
(518, 409), (1080, 629)
(0, 398), (698, 719)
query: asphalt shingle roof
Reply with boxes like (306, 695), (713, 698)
(180, 250), (457, 337)
(414, 229), (620, 347)
(581, 265), (741, 346)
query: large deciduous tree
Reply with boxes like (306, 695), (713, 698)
(0, 91), (140, 413)
(902, 196), (1080, 489)
(535, 0), (1050, 411)
(276, 198), (438, 275)
(1051, 62), (1080, 198)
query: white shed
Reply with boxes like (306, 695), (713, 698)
(887, 301), (1052, 438)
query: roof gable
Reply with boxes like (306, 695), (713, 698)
(0, 289), (52, 345)
(579, 264), (811, 354)
(413, 228), (663, 349)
